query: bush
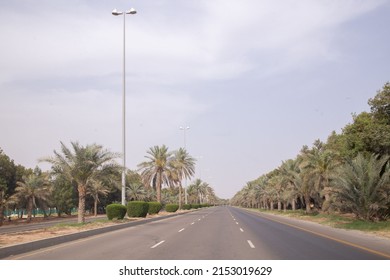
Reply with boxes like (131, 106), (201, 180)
(182, 204), (191, 210)
(148, 202), (162, 215)
(127, 201), (149, 218)
(165, 204), (179, 212)
(191, 204), (200, 209)
(106, 204), (127, 220)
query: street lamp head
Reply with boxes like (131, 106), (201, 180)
(112, 8), (123, 16)
(126, 8), (137, 14)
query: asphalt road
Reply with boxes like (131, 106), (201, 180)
(6, 206), (390, 260)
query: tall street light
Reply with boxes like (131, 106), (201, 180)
(112, 7), (137, 206)
(180, 126), (190, 204)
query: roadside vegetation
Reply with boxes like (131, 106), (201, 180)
(1, 143), (222, 226)
(231, 82), (390, 223)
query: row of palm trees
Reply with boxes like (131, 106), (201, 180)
(3, 142), (220, 224)
(231, 141), (390, 221)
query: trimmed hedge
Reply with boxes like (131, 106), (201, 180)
(127, 201), (149, 218)
(182, 204), (191, 210)
(106, 204), (127, 220)
(165, 204), (179, 212)
(148, 202), (162, 215)
(191, 204), (200, 209)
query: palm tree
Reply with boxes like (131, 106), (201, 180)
(12, 173), (51, 221)
(170, 148), (196, 209)
(137, 145), (173, 203)
(188, 179), (208, 204)
(299, 140), (339, 210)
(87, 180), (111, 216)
(331, 153), (390, 221)
(126, 182), (148, 201)
(42, 142), (120, 223)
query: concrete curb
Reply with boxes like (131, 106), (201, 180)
(0, 211), (188, 259)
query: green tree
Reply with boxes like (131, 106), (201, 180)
(137, 145), (173, 203)
(87, 180), (111, 216)
(331, 153), (390, 221)
(299, 140), (340, 210)
(368, 82), (390, 124)
(12, 171), (51, 221)
(42, 142), (120, 223)
(170, 148), (196, 209)
(51, 175), (76, 217)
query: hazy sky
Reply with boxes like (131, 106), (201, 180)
(1, 0), (389, 199)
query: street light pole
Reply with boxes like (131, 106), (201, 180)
(180, 126), (190, 204)
(112, 8), (137, 206)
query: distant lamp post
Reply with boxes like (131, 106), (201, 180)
(180, 126), (190, 204)
(112, 7), (137, 206)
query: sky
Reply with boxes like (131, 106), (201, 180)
(1, 0), (389, 199)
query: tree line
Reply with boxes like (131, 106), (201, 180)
(231, 82), (390, 221)
(0, 143), (221, 225)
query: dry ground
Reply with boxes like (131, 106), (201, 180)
(0, 211), (181, 248)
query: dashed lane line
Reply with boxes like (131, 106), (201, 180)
(151, 240), (165, 249)
(247, 240), (255, 249)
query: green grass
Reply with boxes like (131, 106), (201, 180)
(50, 218), (125, 229)
(337, 219), (390, 231)
(249, 208), (390, 233)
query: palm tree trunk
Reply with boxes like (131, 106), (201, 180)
(292, 198), (296, 211)
(0, 205), (4, 226)
(27, 198), (33, 222)
(156, 172), (162, 203)
(94, 196), (98, 217)
(78, 184), (87, 223)
(0, 191), (4, 226)
(305, 194), (311, 213)
(178, 183), (182, 209)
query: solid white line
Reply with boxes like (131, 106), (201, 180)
(247, 240), (255, 248)
(240, 228), (244, 232)
(178, 228), (185, 232)
(151, 240), (165, 249)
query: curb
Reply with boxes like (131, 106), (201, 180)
(0, 211), (189, 259)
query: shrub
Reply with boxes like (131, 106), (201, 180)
(106, 204), (127, 220)
(182, 204), (191, 210)
(127, 201), (149, 218)
(165, 204), (179, 212)
(148, 202), (162, 215)
(192, 204), (200, 209)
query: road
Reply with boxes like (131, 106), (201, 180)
(5, 206), (390, 260)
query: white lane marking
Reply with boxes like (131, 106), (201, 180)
(198, 219), (201, 221)
(178, 228), (185, 232)
(151, 240), (165, 249)
(191, 222), (195, 225)
(247, 240), (255, 249)
(240, 228), (244, 232)
(236, 222), (239, 225)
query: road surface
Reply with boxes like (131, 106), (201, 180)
(5, 206), (390, 260)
